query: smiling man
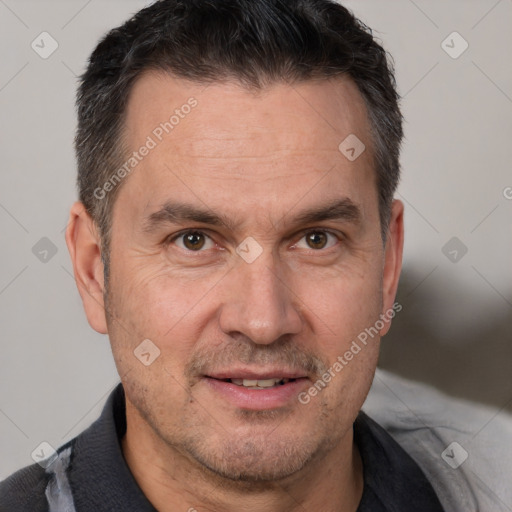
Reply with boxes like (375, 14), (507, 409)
(0, 1), (452, 511)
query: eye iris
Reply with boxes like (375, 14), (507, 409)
(306, 232), (327, 249)
(183, 232), (205, 250)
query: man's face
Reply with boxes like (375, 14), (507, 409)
(100, 73), (401, 481)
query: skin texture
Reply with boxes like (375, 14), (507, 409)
(66, 73), (404, 512)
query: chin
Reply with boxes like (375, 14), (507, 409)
(181, 428), (332, 483)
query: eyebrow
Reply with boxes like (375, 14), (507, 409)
(141, 198), (362, 234)
(142, 202), (236, 233)
(291, 198), (361, 226)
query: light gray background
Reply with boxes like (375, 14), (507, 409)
(1, 0), (511, 479)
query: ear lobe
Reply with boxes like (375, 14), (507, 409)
(65, 201), (108, 334)
(379, 199), (404, 336)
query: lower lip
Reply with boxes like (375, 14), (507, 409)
(203, 378), (309, 410)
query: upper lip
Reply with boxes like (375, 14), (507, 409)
(205, 368), (308, 380)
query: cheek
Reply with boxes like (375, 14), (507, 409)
(296, 263), (383, 353)
(306, 267), (382, 411)
(109, 266), (222, 372)
(307, 297), (381, 418)
(114, 261), (210, 331)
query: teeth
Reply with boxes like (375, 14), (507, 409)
(230, 378), (290, 389)
(255, 379), (280, 388)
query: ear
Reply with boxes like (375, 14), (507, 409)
(65, 201), (108, 334)
(379, 199), (404, 336)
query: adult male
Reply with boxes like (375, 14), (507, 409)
(1, 1), (509, 511)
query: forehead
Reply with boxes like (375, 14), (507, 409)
(124, 71), (372, 161)
(116, 71), (376, 225)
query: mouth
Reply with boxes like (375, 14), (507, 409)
(202, 371), (309, 410)
(218, 377), (296, 389)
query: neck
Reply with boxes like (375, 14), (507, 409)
(122, 402), (364, 512)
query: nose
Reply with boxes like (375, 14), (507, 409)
(218, 252), (303, 345)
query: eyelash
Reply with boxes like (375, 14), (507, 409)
(166, 229), (343, 252)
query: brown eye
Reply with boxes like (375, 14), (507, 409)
(294, 230), (338, 251)
(176, 231), (212, 251)
(305, 231), (328, 249)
